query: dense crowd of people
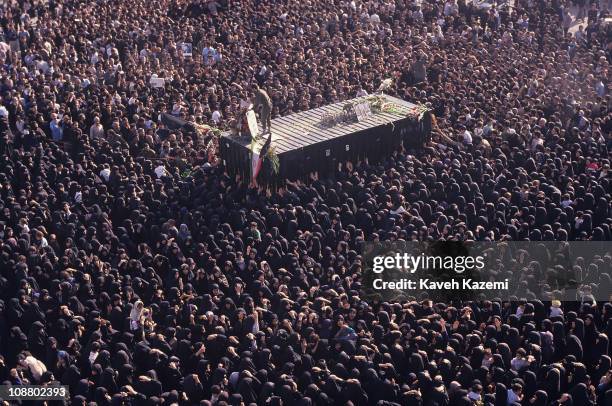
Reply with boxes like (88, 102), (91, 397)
(0, 0), (611, 405)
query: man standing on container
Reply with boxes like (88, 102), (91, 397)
(252, 84), (273, 136)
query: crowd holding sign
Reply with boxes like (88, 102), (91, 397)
(149, 75), (165, 88)
(181, 42), (193, 57)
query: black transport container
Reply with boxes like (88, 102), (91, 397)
(219, 95), (431, 184)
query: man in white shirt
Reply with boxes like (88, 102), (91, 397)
(89, 116), (105, 139)
(462, 129), (473, 146)
(100, 165), (111, 182)
(211, 110), (222, 125)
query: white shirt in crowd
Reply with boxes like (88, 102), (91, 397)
(550, 306), (564, 318)
(22, 356), (47, 382)
(88, 350), (99, 366)
(463, 130), (472, 145)
(507, 389), (522, 404)
(444, 1), (458, 16)
(510, 356), (530, 371)
(100, 168), (111, 182)
(467, 391), (481, 402)
(90, 122), (105, 139)
(155, 165), (168, 179)
(212, 110), (222, 124)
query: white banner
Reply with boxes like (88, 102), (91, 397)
(354, 102), (372, 122)
(246, 110), (259, 137)
(181, 42), (193, 57)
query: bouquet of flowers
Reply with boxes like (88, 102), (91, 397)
(266, 145), (280, 174)
(193, 122), (222, 137)
(406, 104), (430, 121)
(365, 95), (402, 114)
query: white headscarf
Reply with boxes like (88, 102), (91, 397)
(130, 300), (144, 323)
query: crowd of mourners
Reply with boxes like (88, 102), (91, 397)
(0, 0), (611, 404)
